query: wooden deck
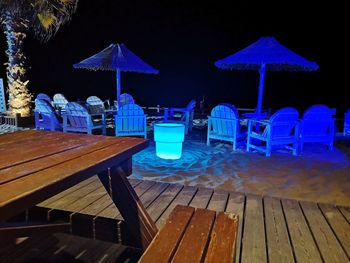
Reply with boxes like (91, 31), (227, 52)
(23, 177), (350, 263)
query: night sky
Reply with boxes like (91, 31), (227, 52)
(0, 0), (348, 114)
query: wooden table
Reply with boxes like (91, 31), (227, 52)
(0, 130), (157, 249)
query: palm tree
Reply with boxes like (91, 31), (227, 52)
(0, 0), (79, 117)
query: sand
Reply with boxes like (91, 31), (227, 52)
(132, 129), (350, 206)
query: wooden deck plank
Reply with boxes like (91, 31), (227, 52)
(155, 185), (198, 228)
(78, 179), (142, 216)
(319, 203), (350, 258)
(301, 201), (349, 262)
(207, 190), (229, 212)
(225, 192), (245, 263)
(96, 180), (155, 219)
(146, 183), (183, 222)
(172, 208), (216, 263)
(282, 199), (322, 263)
(339, 206), (350, 223)
(241, 194), (267, 263)
(42, 179), (103, 211)
(38, 176), (97, 207)
(264, 197), (294, 263)
(188, 187), (213, 209)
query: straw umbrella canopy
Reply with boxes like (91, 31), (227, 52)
(215, 36), (319, 114)
(73, 43), (158, 107)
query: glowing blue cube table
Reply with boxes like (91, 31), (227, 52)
(154, 123), (185, 159)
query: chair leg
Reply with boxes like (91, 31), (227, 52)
(266, 141), (271, 157)
(207, 136), (210, 146)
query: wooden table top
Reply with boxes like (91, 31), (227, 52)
(0, 130), (148, 221)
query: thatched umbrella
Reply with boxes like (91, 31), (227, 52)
(215, 36), (319, 114)
(73, 43), (158, 108)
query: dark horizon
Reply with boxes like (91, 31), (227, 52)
(0, 0), (348, 114)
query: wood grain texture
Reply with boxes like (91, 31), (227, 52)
(319, 203), (350, 259)
(282, 199), (322, 263)
(225, 192), (245, 263)
(172, 208), (215, 263)
(204, 212), (238, 263)
(241, 194), (267, 263)
(0, 131), (148, 221)
(264, 197), (294, 263)
(139, 205), (194, 263)
(301, 201), (349, 263)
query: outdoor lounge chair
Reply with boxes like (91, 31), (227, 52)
(119, 93), (135, 106)
(246, 107), (299, 157)
(86, 96), (105, 113)
(53, 93), (69, 110)
(299, 104), (335, 152)
(343, 109), (350, 136)
(63, 102), (106, 135)
(34, 98), (62, 131)
(115, 103), (147, 138)
(164, 99), (196, 135)
(36, 93), (52, 104)
(207, 103), (246, 150)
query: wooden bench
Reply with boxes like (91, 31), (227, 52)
(139, 205), (239, 263)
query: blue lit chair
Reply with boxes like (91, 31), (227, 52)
(246, 107), (299, 157)
(207, 103), (246, 150)
(86, 96), (105, 113)
(299, 104), (335, 152)
(119, 93), (135, 106)
(36, 93), (52, 104)
(164, 99), (196, 135)
(34, 98), (62, 131)
(63, 102), (106, 135)
(343, 109), (350, 136)
(53, 93), (69, 110)
(115, 103), (147, 138)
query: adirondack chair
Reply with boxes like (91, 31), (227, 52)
(120, 93), (135, 106)
(63, 102), (106, 135)
(343, 109), (350, 136)
(53, 93), (69, 110)
(115, 103), (147, 138)
(246, 107), (299, 157)
(164, 99), (196, 135)
(86, 96), (105, 113)
(207, 103), (246, 150)
(36, 93), (52, 104)
(299, 105), (335, 152)
(34, 99), (62, 131)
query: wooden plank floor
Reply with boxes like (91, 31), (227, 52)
(26, 177), (350, 263)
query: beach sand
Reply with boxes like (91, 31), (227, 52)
(132, 129), (350, 206)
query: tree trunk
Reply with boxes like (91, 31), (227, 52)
(3, 13), (32, 117)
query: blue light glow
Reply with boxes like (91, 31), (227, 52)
(154, 123), (185, 159)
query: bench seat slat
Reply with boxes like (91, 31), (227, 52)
(204, 212), (239, 263)
(139, 205), (194, 263)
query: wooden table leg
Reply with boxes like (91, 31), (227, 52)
(98, 158), (158, 250)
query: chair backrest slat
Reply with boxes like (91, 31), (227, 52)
(53, 93), (69, 109)
(65, 102), (89, 128)
(302, 105), (334, 136)
(210, 103), (239, 136)
(267, 107), (299, 138)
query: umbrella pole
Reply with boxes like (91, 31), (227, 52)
(257, 63), (266, 114)
(116, 68), (121, 110)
